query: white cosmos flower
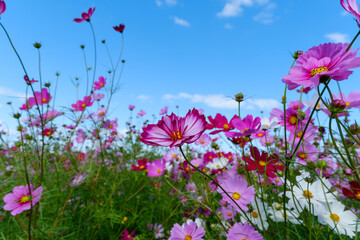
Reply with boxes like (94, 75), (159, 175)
(286, 177), (337, 213)
(241, 199), (269, 231)
(303, 94), (327, 110)
(206, 157), (228, 170)
(261, 117), (280, 130)
(269, 202), (302, 225)
(316, 201), (359, 238)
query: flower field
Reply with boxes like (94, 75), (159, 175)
(1, 1), (360, 239)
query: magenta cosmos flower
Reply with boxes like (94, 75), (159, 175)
(169, 221), (205, 240)
(3, 184), (43, 216)
(282, 43), (360, 90)
(93, 76), (106, 90)
(341, 0), (360, 26)
(140, 108), (207, 148)
(217, 176), (255, 212)
(71, 96), (93, 111)
(114, 24), (125, 33)
(0, 0), (6, 15)
(74, 7), (95, 23)
(226, 222), (263, 240)
(146, 159), (166, 177)
(225, 115), (261, 138)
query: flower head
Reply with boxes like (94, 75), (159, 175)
(93, 76), (106, 90)
(225, 114), (261, 138)
(3, 185), (43, 216)
(226, 222), (263, 240)
(114, 24), (125, 33)
(341, 0), (360, 26)
(159, 106), (168, 115)
(140, 108), (207, 148)
(169, 220), (205, 240)
(282, 43), (360, 90)
(71, 96), (93, 111)
(217, 176), (255, 211)
(0, 0), (6, 15)
(129, 105), (135, 111)
(74, 7), (95, 23)
(342, 180), (360, 201)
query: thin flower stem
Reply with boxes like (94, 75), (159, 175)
(178, 146), (254, 225)
(346, 30), (360, 52)
(89, 22), (97, 90)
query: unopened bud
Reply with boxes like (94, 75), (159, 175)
(44, 82), (51, 87)
(102, 40), (105, 44)
(329, 99), (346, 114)
(80, 45), (85, 49)
(33, 42), (41, 49)
(235, 93), (244, 103)
(293, 50), (303, 59)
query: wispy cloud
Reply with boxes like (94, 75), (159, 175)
(174, 16), (191, 27)
(253, 2), (276, 24)
(0, 86), (26, 99)
(163, 92), (280, 110)
(217, 0), (254, 18)
(137, 95), (151, 101)
(325, 33), (350, 43)
(156, 0), (177, 7)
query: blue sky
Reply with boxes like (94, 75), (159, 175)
(0, 0), (359, 137)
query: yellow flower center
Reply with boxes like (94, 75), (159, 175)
(140, 165), (145, 169)
(257, 133), (264, 137)
(223, 124), (229, 130)
(297, 153), (307, 159)
(289, 116), (297, 125)
(171, 130), (182, 140)
(185, 235), (192, 240)
(252, 211), (259, 218)
(356, 192), (360, 199)
(232, 192), (241, 200)
(310, 66), (328, 77)
(42, 98), (47, 103)
(259, 160), (266, 167)
(346, 102), (350, 107)
(330, 213), (340, 222)
(81, 103), (86, 108)
(156, 169), (161, 173)
(303, 190), (314, 198)
(216, 164), (220, 168)
(100, 83), (104, 87)
(200, 140), (204, 144)
(19, 195), (30, 203)
(296, 131), (303, 138)
(227, 212), (232, 216)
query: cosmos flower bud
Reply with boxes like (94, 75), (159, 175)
(293, 50), (303, 59)
(235, 93), (244, 102)
(329, 99), (347, 114)
(33, 42), (41, 49)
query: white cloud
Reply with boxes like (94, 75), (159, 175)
(156, 0), (177, 6)
(217, 0), (254, 18)
(0, 86), (26, 99)
(174, 17), (191, 27)
(253, 2), (276, 24)
(163, 92), (280, 110)
(325, 33), (350, 43)
(137, 95), (150, 101)
(225, 23), (234, 29)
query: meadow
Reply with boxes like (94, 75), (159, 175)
(1, 1), (360, 239)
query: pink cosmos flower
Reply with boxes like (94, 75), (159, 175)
(129, 105), (135, 111)
(159, 106), (168, 115)
(226, 222), (263, 240)
(282, 43), (360, 90)
(217, 176), (255, 212)
(28, 88), (51, 106)
(3, 184), (43, 216)
(341, 0), (360, 26)
(74, 7), (95, 23)
(137, 110), (146, 117)
(93, 76), (106, 90)
(120, 229), (135, 240)
(169, 221), (205, 240)
(114, 24), (125, 33)
(24, 75), (38, 85)
(102, 118), (118, 130)
(76, 129), (86, 143)
(92, 93), (105, 101)
(147, 159), (166, 177)
(71, 96), (93, 111)
(207, 114), (235, 134)
(194, 133), (211, 147)
(140, 108), (207, 148)
(225, 115), (261, 138)
(0, 0), (6, 15)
